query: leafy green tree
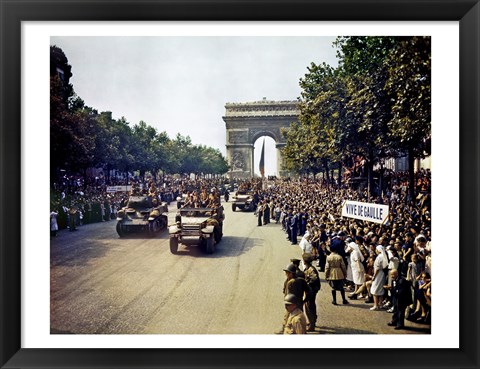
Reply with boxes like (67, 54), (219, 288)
(302, 64), (350, 183)
(334, 36), (399, 76)
(131, 121), (159, 180)
(385, 36), (431, 198)
(50, 45), (73, 104)
(335, 36), (401, 196)
(150, 130), (172, 177)
(50, 76), (96, 181)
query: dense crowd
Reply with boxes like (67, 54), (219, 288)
(248, 169), (432, 333)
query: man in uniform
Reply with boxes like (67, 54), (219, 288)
(283, 263), (311, 302)
(303, 253), (321, 331)
(290, 258), (305, 278)
(283, 294), (307, 334)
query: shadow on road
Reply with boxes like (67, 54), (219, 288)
(168, 236), (263, 258)
(50, 223), (169, 267)
(211, 236), (263, 258)
(313, 326), (374, 334)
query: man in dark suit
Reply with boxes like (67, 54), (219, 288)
(385, 269), (413, 330)
(290, 210), (299, 245)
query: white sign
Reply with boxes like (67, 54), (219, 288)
(341, 200), (389, 225)
(106, 185), (131, 193)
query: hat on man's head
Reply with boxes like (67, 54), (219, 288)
(284, 294), (300, 306)
(283, 264), (297, 274)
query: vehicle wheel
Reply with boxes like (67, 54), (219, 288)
(116, 222), (126, 238)
(249, 202), (255, 211)
(148, 221), (157, 236)
(232, 204), (236, 212)
(214, 226), (222, 243)
(206, 236), (215, 254)
(160, 215), (168, 230)
(170, 237), (179, 254)
(199, 238), (207, 253)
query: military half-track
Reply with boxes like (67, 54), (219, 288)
(231, 190), (255, 212)
(168, 206), (224, 254)
(116, 196), (168, 237)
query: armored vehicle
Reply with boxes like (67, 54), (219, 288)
(168, 206), (224, 254)
(116, 196), (168, 237)
(231, 190), (255, 211)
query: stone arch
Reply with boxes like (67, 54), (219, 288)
(223, 99), (299, 178)
(250, 129), (280, 145)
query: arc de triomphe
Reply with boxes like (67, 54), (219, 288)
(223, 99), (300, 179)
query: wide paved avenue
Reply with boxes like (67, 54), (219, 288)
(51, 200), (430, 335)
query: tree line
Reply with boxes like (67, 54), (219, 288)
(50, 45), (229, 184)
(282, 36), (431, 198)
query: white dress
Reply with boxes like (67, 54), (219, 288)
(370, 255), (386, 296)
(350, 250), (365, 285)
(50, 211), (58, 232)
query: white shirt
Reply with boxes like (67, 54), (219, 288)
(299, 236), (313, 255)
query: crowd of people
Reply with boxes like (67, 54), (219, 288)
(240, 169), (432, 334)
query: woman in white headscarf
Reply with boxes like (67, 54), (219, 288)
(369, 245), (388, 310)
(346, 241), (366, 299)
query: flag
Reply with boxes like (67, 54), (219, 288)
(259, 138), (265, 178)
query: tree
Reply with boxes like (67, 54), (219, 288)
(131, 121), (159, 180)
(50, 45), (73, 104)
(335, 36), (401, 196)
(385, 36), (431, 199)
(284, 62), (350, 183)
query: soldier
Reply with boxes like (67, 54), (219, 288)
(148, 180), (157, 197)
(283, 294), (307, 334)
(303, 253), (321, 331)
(325, 248), (349, 305)
(283, 263), (311, 308)
(257, 201), (264, 227)
(290, 258), (305, 279)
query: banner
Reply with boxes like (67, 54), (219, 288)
(106, 185), (131, 193)
(341, 200), (389, 225)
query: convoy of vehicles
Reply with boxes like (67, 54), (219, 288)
(115, 184), (231, 255)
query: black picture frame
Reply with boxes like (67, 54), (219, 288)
(1, 1), (478, 368)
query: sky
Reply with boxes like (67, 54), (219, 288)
(51, 36), (339, 176)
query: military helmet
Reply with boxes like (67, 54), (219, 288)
(283, 263), (297, 274)
(284, 293), (299, 305)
